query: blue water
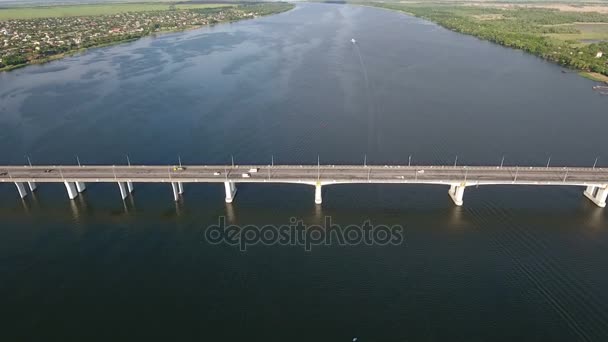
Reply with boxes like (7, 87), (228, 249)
(1, 3), (608, 341)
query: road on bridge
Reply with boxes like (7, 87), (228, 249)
(1, 165), (607, 185)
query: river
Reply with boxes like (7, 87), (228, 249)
(1, 3), (608, 341)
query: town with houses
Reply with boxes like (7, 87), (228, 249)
(0, 3), (291, 70)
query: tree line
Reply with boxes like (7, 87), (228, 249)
(374, 3), (608, 76)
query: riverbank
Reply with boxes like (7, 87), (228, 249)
(0, 38), (138, 72)
(364, 2), (608, 82)
(580, 71), (608, 82)
(0, 2), (294, 72)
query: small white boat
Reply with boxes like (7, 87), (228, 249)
(351, 38), (356, 44)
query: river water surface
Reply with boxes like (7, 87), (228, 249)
(1, 3), (608, 341)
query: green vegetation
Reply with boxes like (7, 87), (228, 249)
(0, 3), (234, 20)
(545, 23), (608, 43)
(369, 2), (608, 78)
(1, 2), (294, 71)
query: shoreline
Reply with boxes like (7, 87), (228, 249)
(0, 4), (294, 73)
(0, 38), (139, 72)
(580, 71), (608, 83)
(364, 2), (608, 84)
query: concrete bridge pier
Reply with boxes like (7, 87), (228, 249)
(15, 182), (28, 199)
(224, 181), (237, 203)
(171, 182), (180, 202)
(584, 186), (596, 199)
(28, 182), (37, 192)
(127, 182), (134, 194)
(178, 182), (184, 195)
(76, 182), (86, 193)
(584, 185), (608, 208)
(449, 184), (466, 206)
(64, 181), (78, 200)
(118, 182), (128, 200)
(315, 184), (322, 204)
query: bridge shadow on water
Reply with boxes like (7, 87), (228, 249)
(4, 177), (605, 232)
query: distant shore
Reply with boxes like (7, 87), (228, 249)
(0, 2), (294, 72)
(365, 2), (608, 83)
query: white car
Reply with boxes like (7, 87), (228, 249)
(213, 172), (221, 176)
(242, 173), (251, 178)
(417, 170), (425, 174)
(248, 168), (259, 173)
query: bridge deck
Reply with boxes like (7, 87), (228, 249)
(1, 165), (607, 186)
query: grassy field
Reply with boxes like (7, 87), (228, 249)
(545, 22), (608, 43)
(0, 3), (234, 20)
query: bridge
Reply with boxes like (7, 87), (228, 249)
(1, 164), (608, 207)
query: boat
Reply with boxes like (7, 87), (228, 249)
(351, 38), (356, 44)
